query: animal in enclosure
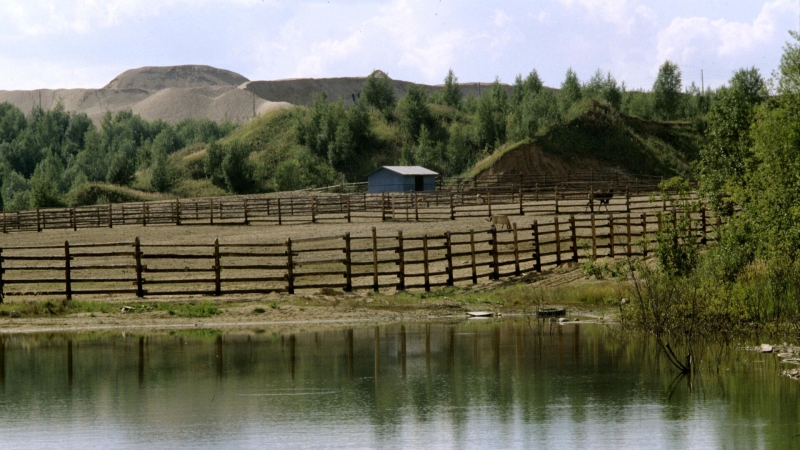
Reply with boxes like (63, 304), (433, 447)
(476, 194), (486, 204)
(586, 189), (614, 211)
(415, 196), (429, 208)
(486, 214), (512, 230)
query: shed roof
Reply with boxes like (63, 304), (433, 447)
(367, 166), (439, 177)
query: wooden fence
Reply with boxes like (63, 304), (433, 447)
(0, 208), (721, 302)
(0, 182), (687, 234)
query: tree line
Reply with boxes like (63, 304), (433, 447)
(0, 60), (713, 209)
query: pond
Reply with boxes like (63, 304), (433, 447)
(0, 319), (797, 449)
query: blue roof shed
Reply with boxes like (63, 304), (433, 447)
(366, 166), (438, 193)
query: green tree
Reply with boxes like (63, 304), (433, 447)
(222, 140), (254, 194)
(442, 69), (463, 109)
(361, 71), (396, 113)
(149, 146), (174, 193)
(396, 85), (433, 142)
(559, 68), (582, 110)
(0, 102), (27, 144)
(476, 78), (508, 150)
(204, 141), (226, 188)
(653, 60), (682, 119)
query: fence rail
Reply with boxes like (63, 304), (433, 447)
(1, 180), (688, 234)
(0, 208), (721, 302)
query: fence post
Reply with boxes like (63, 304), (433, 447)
(346, 196), (351, 223)
(445, 232), (454, 286)
(344, 233), (352, 292)
(609, 214), (615, 258)
(554, 186), (559, 215)
(2, 209), (5, 234)
(142, 202), (147, 226)
(397, 230), (405, 291)
(591, 214), (597, 259)
(700, 207), (707, 244)
(277, 198), (282, 225)
(213, 238), (221, 296)
(519, 187), (524, 215)
(513, 223), (521, 275)
(487, 191), (492, 217)
(209, 198), (214, 225)
(625, 186), (630, 213)
(71, 208), (76, 231)
(134, 237), (144, 297)
(311, 198), (316, 224)
(554, 217), (561, 265)
(414, 194), (419, 221)
(641, 213), (648, 256)
(381, 193), (386, 222)
(0, 247), (3, 303)
(372, 226), (379, 292)
(449, 193), (455, 220)
(286, 238), (294, 294)
(243, 198), (249, 225)
(469, 229), (477, 283)
(626, 213), (632, 257)
(532, 221), (541, 272)
(570, 215), (578, 263)
(490, 226), (500, 280)
(64, 241), (72, 301)
(423, 234), (431, 291)
(36, 207), (41, 232)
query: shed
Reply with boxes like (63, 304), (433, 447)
(366, 166), (438, 193)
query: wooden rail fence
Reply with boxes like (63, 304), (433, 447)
(0, 208), (721, 302)
(0, 183), (689, 234)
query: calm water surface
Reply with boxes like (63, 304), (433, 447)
(0, 320), (797, 449)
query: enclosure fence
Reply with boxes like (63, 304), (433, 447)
(0, 208), (721, 302)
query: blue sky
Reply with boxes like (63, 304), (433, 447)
(0, 0), (797, 91)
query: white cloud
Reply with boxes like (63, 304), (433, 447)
(0, 56), (121, 89)
(0, 0), (268, 36)
(657, 0), (799, 68)
(558, 0), (653, 32)
(493, 10), (512, 27)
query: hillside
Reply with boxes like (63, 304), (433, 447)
(471, 101), (701, 180)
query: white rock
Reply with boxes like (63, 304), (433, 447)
(760, 344), (773, 353)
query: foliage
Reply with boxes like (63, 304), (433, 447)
(653, 61), (682, 120)
(560, 68), (582, 110)
(361, 71), (396, 114)
(442, 69), (463, 109)
(222, 140), (255, 194)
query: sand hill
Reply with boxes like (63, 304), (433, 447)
(0, 65), (510, 124)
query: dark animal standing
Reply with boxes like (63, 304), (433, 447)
(586, 189), (614, 212)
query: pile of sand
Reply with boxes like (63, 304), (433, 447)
(0, 64), (511, 124)
(104, 65), (249, 90)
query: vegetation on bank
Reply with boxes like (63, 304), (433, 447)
(0, 61), (710, 210)
(618, 32), (800, 372)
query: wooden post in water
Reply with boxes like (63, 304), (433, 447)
(371, 227), (379, 292)
(64, 241), (72, 300)
(286, 238), (294, 294)
(344, 232), (352, 292)
(397, 230), (405, 291)
(134, 237), (144, 297)
(570, 215), (578, 263)
(532, 221), (541, 272)
(469, 229), (477, 284)
(490, 226), (499, 280)
(423, 234), (431, 291)
(214, 238), (221, 296)
(445, 231), (454, 286)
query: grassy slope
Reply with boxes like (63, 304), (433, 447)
(468, 100), (703, 179)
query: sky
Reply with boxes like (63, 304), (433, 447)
(0, 0), (798, 92)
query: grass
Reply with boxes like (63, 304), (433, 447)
(67, 182), (173, 206)
(0, 299), (221, 318)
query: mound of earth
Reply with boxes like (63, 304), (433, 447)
(104, 65), (249, 90)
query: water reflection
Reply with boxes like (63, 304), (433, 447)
(0, 319), (798, 449)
